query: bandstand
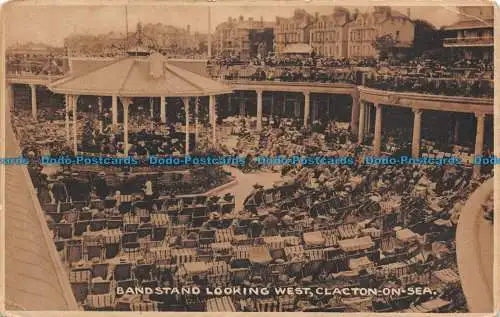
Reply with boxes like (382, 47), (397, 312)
(48, 49), (233, 155)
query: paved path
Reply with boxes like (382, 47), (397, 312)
(210, 167), (282, 211)
(456, 178), (494, 313)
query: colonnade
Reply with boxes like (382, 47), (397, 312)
(358, 100), (487, 178)
(248, 89), (359, 134)
(5, 82), (490, 178)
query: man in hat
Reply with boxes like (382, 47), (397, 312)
(143, 178), (154, 212)
(94, 172), (109, 200)
(52, 175), (68, 205)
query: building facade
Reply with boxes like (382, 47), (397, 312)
(310, 7), (351, 58)
(214, 16), (274, 58)
(346, 7), (414, 58)
(274, 9), (315, 55)
(442, 6), (494, 60)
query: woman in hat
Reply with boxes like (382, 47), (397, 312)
(37, 174), (52, 204)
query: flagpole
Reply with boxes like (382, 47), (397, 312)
(125, 6), (129, 52)
(207, 5), (212, 58)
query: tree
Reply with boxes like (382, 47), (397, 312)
(372, 33), (399, 60)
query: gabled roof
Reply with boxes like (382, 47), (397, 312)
(443, 19), (494, 30)
(49, 54), (232, 97)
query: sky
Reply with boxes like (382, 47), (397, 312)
(4, 3), (461, 47)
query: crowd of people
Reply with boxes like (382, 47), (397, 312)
(34, 116), (490, 312)
(207, 54), (493, 98)
(6, 45), (494, 312)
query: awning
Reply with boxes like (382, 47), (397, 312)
(349, 256), (373, 271)
(282, 44), (313, 55)
(432, 268), (461, 284)
(183, 262), (210, 275)
(338, 236), (374, 252)
(303, 231), (326, 247)
(249, 246), (272, 265)
(262, 236), (286, 249)
(396, 228), (419, 242)
(207, 296), (236, 312)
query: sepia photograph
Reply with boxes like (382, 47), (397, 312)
(1, 1), (496, 314)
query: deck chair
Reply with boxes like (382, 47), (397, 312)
(114, 263), (133, 281)
(91, 263), (109, 280)
(90, 200), (105, 210)
(60, 202), (72, 212)
(73, 201), (88, 210)
(103, 199), (117, 209)
(119, 201), (133, 214)
(90, 219), (107, 232)
(138, 223), (153, 238)
(42, 203), (58, 213)
(85, 243), (103, 261)
(134, 264), (154, 281)
(91, 278), (113, 295)
(69, 269), (91, 303)
(45, 212), (63, 223)
(152, 226), (167, 241)
(124, 223), (139, 232)
(86, 293), (115, 310)
(131, 301), (159, 312)
(79, 211), (93, 221)
(73, 221), (89, 236)
(56, 223), (73, 240)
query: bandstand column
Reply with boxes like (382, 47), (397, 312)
(184, 97), (190, 155)
(195, 97), (199, 145)
(209, 95), (217, 143)
(212, 96), (217, 144)
(239, 97), (245, 116)
(30, 84), (37, 120)
(453, 115), (460, 144)
(473, 112), (485, 179)
(358, 101), (365, 144)
(65, 95), (70, 143)
(312, 99), (318, 122)
(160, 97), (166, 123)
(120, 97), (132, 156)
(365, 104), (371, 133)
(411, 108), (423, 158)
(350, 91), (360, 135)
(303, 91), (310, 127)
(111, 95), (118, 126)
(373, 103), (382, 155)
(149, 98), (154, 118)
(98, 97), (104, 133)
(270, 95), (274, 116)
(256, 89), (263, 131)
(72, 95), (79, 154)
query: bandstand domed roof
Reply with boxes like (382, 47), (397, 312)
(49, 53), (232, 97)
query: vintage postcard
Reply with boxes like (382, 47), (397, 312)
(0, 0), (497, 315)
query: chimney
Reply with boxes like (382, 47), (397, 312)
(315, 12), (319, 21)
(239, 15), (244, 22)
(186, 24), (191, 33)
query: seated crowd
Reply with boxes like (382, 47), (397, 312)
(38, 126), (487, 311)
(207, 53), (493, 98)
